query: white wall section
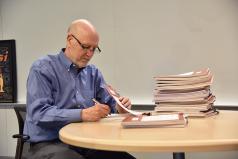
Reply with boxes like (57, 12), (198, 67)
(1, 0), (238, 105)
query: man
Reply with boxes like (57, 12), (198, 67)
(24, 19), (135, 159)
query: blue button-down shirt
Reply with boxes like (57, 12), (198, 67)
(24, 49), (116, 142)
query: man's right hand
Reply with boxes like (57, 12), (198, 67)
(81, 104), (110, 122)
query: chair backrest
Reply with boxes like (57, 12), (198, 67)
(13, 105), (29, 159)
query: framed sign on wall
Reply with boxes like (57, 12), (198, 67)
(0, 40), (17, 103)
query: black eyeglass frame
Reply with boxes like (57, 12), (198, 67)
(70, 34), (101, 53)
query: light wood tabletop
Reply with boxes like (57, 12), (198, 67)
(59, 110), (238, 152)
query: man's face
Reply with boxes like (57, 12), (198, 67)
(68, 33), (99, 68)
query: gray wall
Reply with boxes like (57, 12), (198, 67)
(0, 0), (238, 105)
(0, 0), (238, 158)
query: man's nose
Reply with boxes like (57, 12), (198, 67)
(85, 49), (94, 56)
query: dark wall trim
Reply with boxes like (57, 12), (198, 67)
(0, 103), (26, 109)
(214, 105), (238, 110)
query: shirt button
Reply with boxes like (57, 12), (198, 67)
(76, 91), (79, 94)
(68, 69), (70, 72)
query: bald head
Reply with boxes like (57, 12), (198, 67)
(67, 19), (99, 41)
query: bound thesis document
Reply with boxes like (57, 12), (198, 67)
(105, 84), (142, 116)
(121, 113), (188, 128)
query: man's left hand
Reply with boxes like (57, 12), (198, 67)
(116, 97), (132, 114)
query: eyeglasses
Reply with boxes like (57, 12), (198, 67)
(71, 34), (101, 54)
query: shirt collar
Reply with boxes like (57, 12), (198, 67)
(59, 48), (72, 71)
(59, 48), (85, 72)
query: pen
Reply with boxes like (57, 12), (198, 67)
(92, 98), (100, 104)
(93, 98), (111, 115)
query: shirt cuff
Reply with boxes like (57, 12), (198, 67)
(64, 109), (83, 122)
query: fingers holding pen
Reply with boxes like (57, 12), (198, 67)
(92, 98), (110, 117)
(81, 103), (110, 122)
(96, 103), (111, 117)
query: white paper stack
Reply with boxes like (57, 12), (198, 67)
(153, 68), (218, 117)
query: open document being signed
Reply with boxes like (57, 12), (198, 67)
(105, 85), (142, 116)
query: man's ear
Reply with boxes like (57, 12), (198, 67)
(66, 35), (73, 46)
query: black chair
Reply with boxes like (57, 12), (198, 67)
(12, 106), (30, 159)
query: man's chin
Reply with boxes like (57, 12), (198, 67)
(77, 62), (88, 68)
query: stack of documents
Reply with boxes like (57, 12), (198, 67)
(153, 68), (218, 117)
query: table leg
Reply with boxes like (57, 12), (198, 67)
(173, 152), (185, 159)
